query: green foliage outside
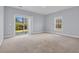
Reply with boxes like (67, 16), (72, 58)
(16, 22), (28, 30)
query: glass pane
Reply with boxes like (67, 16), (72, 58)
(23, 17), (28, 34)
(16, 16), (25, 35)
(55, 17), (62, 32)
(15, 16), (29, 35)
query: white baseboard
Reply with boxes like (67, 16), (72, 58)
(56, 33), (79, 38)
(31, 32), (44, 34)
(4, 34), (13, 39)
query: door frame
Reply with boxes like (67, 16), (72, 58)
(54, 16), (63, 33)
(14, 15), (33, 36)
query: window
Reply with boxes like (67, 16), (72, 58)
(54, 16), (63, 32)
(15, 16), (28, 35)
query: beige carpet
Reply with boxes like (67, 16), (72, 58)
(0, 33), (79, 53)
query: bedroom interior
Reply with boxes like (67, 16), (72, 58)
(0, 6), (79, 52)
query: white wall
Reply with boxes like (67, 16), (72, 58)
(4, 6), (79, 39)
(0, 6), (4, 45)
(4, 7), (45, 39)
(46, 6), (79, 36)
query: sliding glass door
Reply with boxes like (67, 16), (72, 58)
(15, 16), (29, 35)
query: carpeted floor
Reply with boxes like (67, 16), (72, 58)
(0, 33), (79, 53)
